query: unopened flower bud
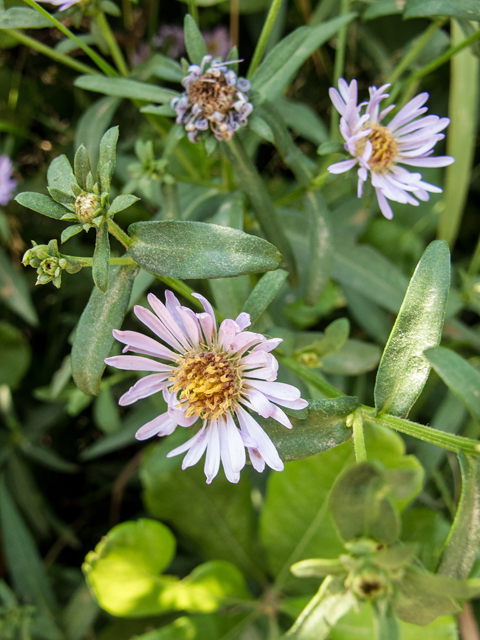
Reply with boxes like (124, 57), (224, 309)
(22, 239), (78, 289)
(346, 566), (390, 602)
(75, 192), (100, 224)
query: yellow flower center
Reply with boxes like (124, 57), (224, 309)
(170, 351), (242, 420)
(187, 72), (237, 117)
(357, 124), (398, 172)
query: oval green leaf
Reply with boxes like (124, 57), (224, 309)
(184, 14), (208, 65)
(15, 192), (68, 220)
(74, 76), (179, 103)
(72, 264), (136, 395)
(0, 322), (31, 388)
(374, 240), (450, 418)
(127, 220), (282, 279)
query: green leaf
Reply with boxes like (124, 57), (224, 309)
(330, 603), (458, 640)
(221, 137), (297, 285)
(0, 322), (30, 388)
(62, 585), (99, 640)
(0, 477), (57, 615)
(372, 604), (399, 640)
(374, 240), (450, 417)
(438, 20), (479, 247)
(144, 53), (184, 82)
(276, 96), (328, 146)
(61, 224), (83, 244)
(425, 347), (480, 423)
(74, 144), (92, 190)
(98, 126), (119, 194)
(259, 102), (315, 186)
(438, 452), (480, 580)
(71, 264), (136, 395)
(92, 221), (110, 293)
(257, 397), (357, 462)
(247, 113), (275, 142)
(242, 269), (288, 325)
(284, 576), (355, 639)
(74, 76), (179, 103)
(251, 14), (356, 101)
(139, 104), (177, 116)
(93, 387), (121, 434)
(0, 248), (38, 325)
(15, 192), (68, 220)
(141, 440), (265, 581)
(184, 14), (208, 65)
(303, 191), (334, 306)
(75, 97), (121, 173)
(83, 518), (176, 617)
(47, 155), (75, 195)
(401, 509), (450, 573)
(261, 424), (419, 580)
(404, 0), (480, 20)
(290, 558), (345, 579)
(0, 7), (52, 28)
(330, 463), (400, 545)
(333, 243), (408, 313)
(321, 340), (381, 376)
(297, 318), (350, 360)
(127, 221), (283, 279)
(108, 194), (140, 215)
(48, 187), (75, 208)
(363, 0), (403, 20)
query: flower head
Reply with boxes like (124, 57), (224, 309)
(35, 0), (80, 10)
(105, 291), (308, 484)
(171, 55), (253, 143)
(0, 155), (17, 206)
(328, 79), (454, 219)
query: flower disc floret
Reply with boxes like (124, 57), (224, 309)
(328, 78), (455, 219)
(171, 55), (253, 143)
(105, 290), (308, 484)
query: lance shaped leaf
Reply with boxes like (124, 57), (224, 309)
(74, 144), (92, 190)
(97, 126), (119, 194)
(184, 14), (208, 65)
(438, 452), (480, 580)
(404, 0), (480, 20)
(83, 518), (249, 618)
(92, 220), (110, 293)
(304, 191), (334, 306)
(74, 76), (179, 104)
(47, 155), (76, 195)
(242, 269), (288, 325)
(330, 463), (400, 545)
(127, 221), (282, 279)
(374, 240), (450, 418)
(72, 264), (136, 395)
(15, 192), (68, 220)
(425, 347), (480, 423)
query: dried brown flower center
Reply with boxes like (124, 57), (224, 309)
(75, 193), (99, 224)
(357, 124), (398, 171)
(170, 351), (242, 420)
(187, 73), (237, 117)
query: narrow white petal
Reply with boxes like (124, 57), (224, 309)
(135, 412), (177, 440)
(246, 379), (302, 401)
(113, 330), (177, 360)
(204, 421), (221, 484)
(134, 306), (186, 352)
(119, 374), (169, 405)
(104, 355), (174, 372)
(328, 158), (358, 174)
(236, 406), (284, 472)
(167, 424), (207, 458)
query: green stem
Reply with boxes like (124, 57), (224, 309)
(154, 275), (224, 320)
(405, 27), (480, 85)
(21, 0), (118, 76)
(247, 0), (284, 78)
(387, 20), (444, 84)
(330, 0), (350, 138)
(95, 12), (129, 77)
(5, 28), (99, 75)
(188, 0), (199, 23)
(364, 410), (480, 457)
(352, 411), (367, 462)
(107, 219), (133, 248)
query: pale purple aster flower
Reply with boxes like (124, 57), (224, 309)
(203, 26), (230, 60)
(0, 155), (17, 206)
(171, 55), (253, 143)
(105, 291), (307, 484)
(328, 79), (454, 219)
(35, 0), (79, 9)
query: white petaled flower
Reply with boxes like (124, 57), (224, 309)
(0, 155), (17, 206)
(36, 0), (80, 9)
(105, 291), (308, 484)
(328, 78), (454, 219)
(171, 55), (253, 143)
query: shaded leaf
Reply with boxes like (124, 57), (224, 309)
(71, 264), (136, 395)
(127, 220), (282, 279)
(404, 0), (480, 20)
(304, 191), (334, 306)
(375, 241), (450, 417)
(242, 269), (288, 325)
(74, 76), (179, 103)
(0, 248), (38, 325)
(0, 7), (52, 28)
(184, 14), (208, 65)
(92, 221), (110, 293)
(75, 97), (121, 172)
(15, 192), (68, 220)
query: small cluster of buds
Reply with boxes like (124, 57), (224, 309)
(172, 55), (253, 143)
(23, 240), (82, 288)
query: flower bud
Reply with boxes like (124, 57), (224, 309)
(75, 192), (100, 224)
(346, 566), (391, 602)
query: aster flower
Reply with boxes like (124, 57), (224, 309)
(35, 0), (80, 10)
(105, 291), (307, 484)
(0, 155), (17, 206)
(203, 26), (230, 60)
(328, 79), (454, 219)
(171, 55), (253, 143)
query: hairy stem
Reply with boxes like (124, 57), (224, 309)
(247, 0), (284, 78)
(95, 12), (129, 77)
(107, 219), (133, 248)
